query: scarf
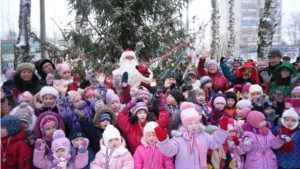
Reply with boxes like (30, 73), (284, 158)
(183, 131), (206, 168)
(279, 126), (298, 153)
(211, 146), (227, 169)
(100, 145), (128, 166)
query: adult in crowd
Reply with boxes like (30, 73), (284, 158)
(259, 48), (283, 86)
(296, 56), (300, 73)
(197, 50), (230, 93)
(12, 63), (39, 97)
(282, 55), (291, 63)
(257, 60), (267, 71)
(232, 57), (242, 71)
(34, 59), (56, 94)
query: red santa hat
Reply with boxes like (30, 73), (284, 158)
(119, 48), (137, 64)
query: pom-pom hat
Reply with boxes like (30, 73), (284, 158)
(18, 91), (33, 103)
(103, 125), (121, 148)
(143, 121), (159, 139)
(137, 90), (150, 100)
(243, 109), (265, 129)
(67, 90), (81, 102)
(4, 68), (16, 80)
(281, 108), (299, 130)
(51, 130), (71, 158)
(180, 102), (199, 129)
(132, 102), (148, 115)
(40, 86), (59, 99)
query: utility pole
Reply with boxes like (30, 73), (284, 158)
(40, 0), (46, 59)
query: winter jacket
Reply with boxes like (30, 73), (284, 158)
(240, 130), (285, 169)
(90, 139), (134, 169)
(259, 62), (282, 85)
(133, 139), (174, 169)
(120, 85), (132, 104)
(220, 61), (237, 86)
(12, 72), (39, 97)
(197, 58), (230, 93)
(1, 130), (32, 169)
(227, 139), (245, 169)
(34, 105), (59, 117)
(34, 58), (56, 94)
(33, 147), (88, 169)
(269, 81), (300, 100)
(166, 104), (181, 136)
(118, 110), (169, 153)
(226, 107), (236, 118)
(157, 127), (228, 169)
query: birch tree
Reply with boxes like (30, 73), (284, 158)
(210, 0), (220, 60)
(227, 0), (235, 56)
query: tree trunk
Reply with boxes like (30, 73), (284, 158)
(227, 0), (235, 56)
(210, 0), (220, 60)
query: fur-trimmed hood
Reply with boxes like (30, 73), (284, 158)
(10, 104), (37, 131)
(170, 123), (206, 137)
(93, 106), (117, 128)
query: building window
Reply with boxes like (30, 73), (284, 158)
(242, 13), (257, 18)
(242, 20), (258, 26)
(242, 3), (256, 9)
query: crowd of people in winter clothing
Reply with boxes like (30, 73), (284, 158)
(1, 47), (300, 169)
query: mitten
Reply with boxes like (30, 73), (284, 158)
(274, 91), (283, 103)
(212, 108), (221, 120)
(3, 89), (13, 99)
(184, 75), (193, 90)
(154, 126), (167, 142)
(243, 137), (253, 146)
(65, 154), (71, 160)
(74, 109), (84, 118)
(35, 139), (45, 151)
(156, 80), (164, 94)
(258, 93), (267, 105)
(70, 82), (78, 91)
(232, 135), (240, 146)
(123, 100), (136, 113)
(260, 71), (273, 84)
(280, 134), (291, 142)
(79, 138), (89, 153)
(122, 72), (128, 83)
(85, 69), (93, 81)
(136, 65), (149, 76)
(220, 116), (229, 130)
(267, 109), (279, 122)
(233, 84), (242, 93)
(46, 73), (54, 86)
(291, 73), (300, 84)
(159, 93), (166, 111)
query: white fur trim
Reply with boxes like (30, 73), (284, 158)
(281, 108), (299, 130)
(10, 105), (37, 131)
(120, 51), (137, 64)
(192, 80), (201, 88)
(171, 130), (183, 137)
(40, 86), (59, 98)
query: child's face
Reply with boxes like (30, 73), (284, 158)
(72, 95), (83, 109)
(197, 111), (203, 122)
(21, 121), (29, 129)
(187, 120), (199, 133)
(72, 137), (84, 148)
(251, 92), (261, 101)
(86, 95), (95, 102)
(242, 92), (249, 100)
(62, 71), (71, 80)
(167, 78), (177, 85)
(215, 103), (225, 110)
(228, 130), (237, 138)
(196, 93), (205, 105)
(43, 94), (56, 108)
(110, 100), (120, 112)
(142, 98), (149, 106)
(259, 120), (266, 128)
(108, 138), (120, 150)
(145, 132), (157, 145)
(227, 98), (235, 108)
(281, 68), (291, 78)
(1, 127), (8, 138)
(99, 120), (110, 130)
(264, 107), (272, 116)
(204, 82), (212, 89)
(44, 125), (57, 137)
(137, 110), (147, 123)
(191, 76), (196, 83)
(55, 148), (66, 159)
(284, 117), (297, 129)
(292, 92), (300, 100)
(167, 94), (177, 105)
(235, 105), (244, 118)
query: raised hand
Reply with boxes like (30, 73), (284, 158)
(154, 126), (167, 142)
(85, 69), (93, 81)
(273, 91), (283, 103)
(96, 72), (106, 84)
(202, 50), (213, 59)
(260, 71), (273, 84)
(57, 80), (68, 94)
(123, 100), (137, 113)
(35, 139), (45, 151)
(46, 73), (54, 86)
(280, 134), (291, 142)
(258, 93), (267, 106)
(291, 73), (300, 84)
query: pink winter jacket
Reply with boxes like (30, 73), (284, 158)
(240, 130), (285, 169)
(33, 149), (88, 169)
(133, 138), (174, 169)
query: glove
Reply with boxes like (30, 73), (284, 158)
(85, 69), (93, 81)
(35, 139), (45, 151)
(260, 71), (273, 84)
(212, 108), (221, 120)
(154, 126), (167, 142)
(74, 109), (84, 118)
(79, 138), (89, 153)
(156, 80), (164, 94)
(291, 73), (300, 84)
(258, 93), (267, 106)
(123, 100), (136, 113)
(122, 72), (128, 83)
(3, 89), (13, 99)
(159, 93), (166, 111)
(232, 135), (240, 146)
(46, 73), (54, 86)
(233, 84), (242, 93)
(273, 91), (283, 103)
(184, 75), (193, 90)
(280, 134), (291, 142)
(220, 116), (229, 130)
(243, 137), (253, 146)
(267, 109), (279, 122)
(73, 73), (80, 83)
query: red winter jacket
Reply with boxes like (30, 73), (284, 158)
(1, 130), (32, 169)
(197, 58), (230, 93)
(117, 110), (170, 154)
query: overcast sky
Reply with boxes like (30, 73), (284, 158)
(0, 0), (299, 41)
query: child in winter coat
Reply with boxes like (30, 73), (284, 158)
(10, 102), (37, 147)
(118, 99), (169, 153)
(208, 93), (231, 126)
(90, 125), (134, 169)
(269, 108), (300, 169)
(34, 111), (65, 156)
(33, 129), (88, 169)
(1, 115), (32, 169)
(155, 102), (229, 169)
(240, 109), (287, 169)
(84, 88), (95, 103)
(34, 86), (59, 116)
(200, 76), (214, 102)
(17, 91), (33, 104)
(105, 90), (124, 117)
(291, 86), (300, 99)
(133, 122), (174, 169)
(225, 91), (237, 118)
(241, 85), (250, 100)
(235, 100), (252, 126)
(193, 87), (212, 117)
(262, 100), (275, 118)
(56, 62), (80, 91)
(69, 130), (95, 169)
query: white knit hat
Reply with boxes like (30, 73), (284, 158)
(249, 84), (263, 99)
(281, 108), (299, 130)
(40, 86), (59, 98)
(143, 121), (158, 139)
(103, 125), (121, 148)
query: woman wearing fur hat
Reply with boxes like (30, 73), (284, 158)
(33, 130), (89, 169)
(117, 98), (169, 154)
(12, 63), (39, 98)
(240, 109), (287, 169)
(34, 86), (59, 116)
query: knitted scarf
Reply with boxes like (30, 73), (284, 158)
(183, 132), (206, 168)
(279, 126), (298, 153)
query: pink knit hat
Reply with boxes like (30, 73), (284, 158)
(67, 91), (81, 102)
(56, 62), (71, 76)
(105, 92), (120, 106)
(85, 89), (95, 98)
(242, 85), (250, 93)
(51, 130), (71, 159)
(243, 109), (265, 129)
(18, 91), (33, 103)
(137, 90), (150, 100)
(180, 102), (199, 129)
(207, 60), (218, 68)
(292, 86), (300, 95)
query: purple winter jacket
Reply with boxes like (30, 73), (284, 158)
(157, 127), (228, 169)
(240, 130), (285, 169)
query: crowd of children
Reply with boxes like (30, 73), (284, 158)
(1, 48), (300, 169)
